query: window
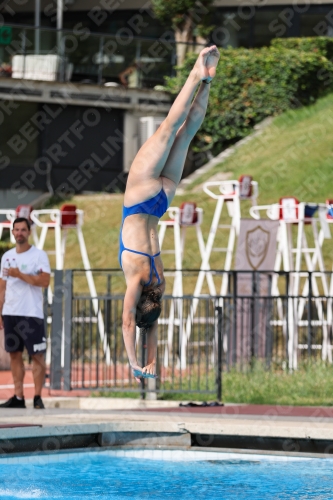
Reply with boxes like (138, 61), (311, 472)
(253, 10), (285, 47)
(300, 13), (332, 37)
(0, 102), (39, 166)
(212, 11), (251, 48)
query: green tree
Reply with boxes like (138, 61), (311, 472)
(151, 0), (213, 65)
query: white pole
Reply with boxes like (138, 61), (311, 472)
(55, 222), (62, 270)
(57, 0), (63, 56)
(57, 0), (63, 32)
(76, 226), (111, 365)
(327, 266), (333, 363)
(193, 196), (224, 299)
(37, 225), (48, 250)
(173, 215), (184, 361)
(300, 230), (329, 362)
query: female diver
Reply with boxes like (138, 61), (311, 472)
(119, 45), (220, 381)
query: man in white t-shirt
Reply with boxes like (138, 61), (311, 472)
(0, 217), (50, 409)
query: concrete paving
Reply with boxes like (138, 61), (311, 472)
(1, 398), (333, 443)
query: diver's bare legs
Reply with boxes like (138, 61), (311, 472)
(125, 46), (220, 206)
(161, 80), (212, 189)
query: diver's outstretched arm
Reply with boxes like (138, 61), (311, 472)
(122, 281), (158, 381)
(141, 321), (158, 377)
(122, 277), (143, 377)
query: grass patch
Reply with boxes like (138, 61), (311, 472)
(92, 362), (333, 406)
(222, 361), (333, 406)
(189, 92), (333, 203)
(0, 240), (14, 260)
(92, 390), (141, 399)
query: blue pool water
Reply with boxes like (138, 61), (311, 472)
(0, 449), (333, 499)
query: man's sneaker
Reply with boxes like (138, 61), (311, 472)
(0, 395), (26, 408)
(33, 395), (45, 409)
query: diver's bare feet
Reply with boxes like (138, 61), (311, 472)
(192, 45), (220, 83)
(205, 46), (220, 82)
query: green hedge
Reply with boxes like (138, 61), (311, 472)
(166, 44), (333, 154)
(271, 36), (333, 60)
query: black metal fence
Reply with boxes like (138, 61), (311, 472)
(49, 269), (333, 400)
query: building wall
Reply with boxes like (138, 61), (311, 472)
(2, 2), (333, 48)
(212, 4), (333, 47)
(0, 189), (43, 210)
(0, 102), (124, 200)
(0, 76), (171, 205)
(2, 0), (333, 11)
(1, 0), (332, 205)
(0, 0), (151, 13)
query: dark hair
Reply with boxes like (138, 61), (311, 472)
(13, 217), (30, 230)
(136, 288), (162, 329)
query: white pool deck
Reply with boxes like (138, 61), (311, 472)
(1, 397), (333, 445)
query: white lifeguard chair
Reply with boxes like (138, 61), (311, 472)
(30, 204), (110, 365)
(158, 201), (205, 367)
(193, 175), (258, 299)
(180, 176), (258, 369)
(276, 198), (330, 295)
(250, 197), (332, 368)
(31, 204), (87, 270)
(0, 205), (38, 245)
(159, 201), (205, 292)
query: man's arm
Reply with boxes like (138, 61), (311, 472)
(118, 66), (135, 86)
(0, 279), (6, 329)
(122, 277), (143, 367)
(7, 268), (50, 288)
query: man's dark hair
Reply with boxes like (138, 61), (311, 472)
(136, 288), (162, 329)
(13, 217), (31, 230)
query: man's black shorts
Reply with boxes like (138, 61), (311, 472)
(2, 315), (46, 356)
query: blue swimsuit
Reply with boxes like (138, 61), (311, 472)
(119, 189), (169, 286)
